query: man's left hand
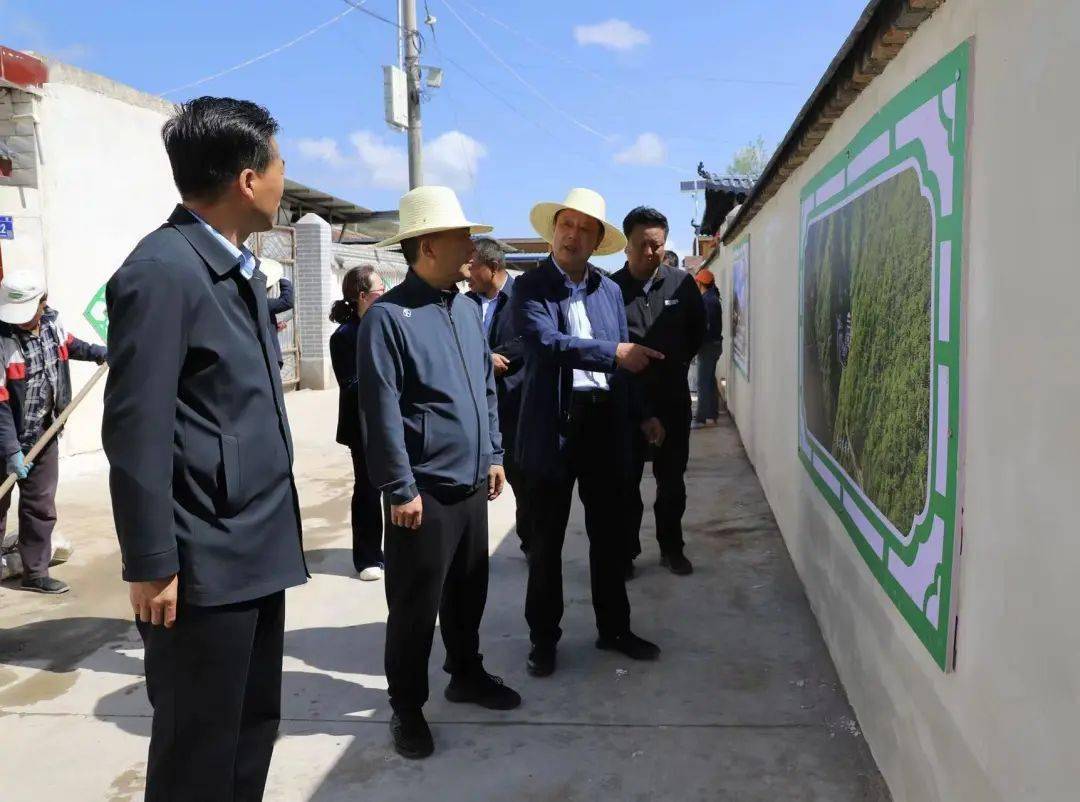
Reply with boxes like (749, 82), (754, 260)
(492, 353), (510, 376)
(488, 465), (506, 500)
(641, 417), (666, 447)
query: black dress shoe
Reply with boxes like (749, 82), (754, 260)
(20, 576), (69, 594)
(390, 710), (434, 759)
(445, 670), (522, 710)
(660, 551), (694, 576)
(596, 631), (661, 661)
(527, 645), (556, 677)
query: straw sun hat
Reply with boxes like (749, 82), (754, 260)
(529, 187), (627, 257)
(376, 185), (492, 249)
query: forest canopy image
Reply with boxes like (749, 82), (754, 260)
(802, 167), (933, 533)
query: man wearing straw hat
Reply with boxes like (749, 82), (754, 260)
(512, 188), (666, 678)
(0, 270), (106, 594)
(359, 185), (521, 760)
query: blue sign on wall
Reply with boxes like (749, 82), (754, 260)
(0, 216), (12, 240)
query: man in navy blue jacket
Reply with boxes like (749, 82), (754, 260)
(465, 237), (529, 552)
(359, 186), (521, 760)
(103, 97), (307, 802)
(512, 188), (666, 679)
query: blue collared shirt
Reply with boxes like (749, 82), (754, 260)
(551, 256), (610, 392)
(188, 210), (257, 280)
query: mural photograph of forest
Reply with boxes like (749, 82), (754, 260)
(802, 168), (932, 534)
(797, 42), (967, 669)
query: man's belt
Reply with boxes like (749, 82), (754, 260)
(571, 388), (612, 407)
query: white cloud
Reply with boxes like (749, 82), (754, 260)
(574, 19), (650, 52)
(296, 137), (347, 167)
(614, 133), (668, 167)
(349, 131), (409, 189)
(427, 131), (487, 191)
(295, 129), (486, 192)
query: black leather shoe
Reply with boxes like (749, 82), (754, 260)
(20, 576), (69, 594)
(445, 670), (522, 710)
(660, 551), (694, 576)
(390, 710), (434, 759)
(527, 645), (556, 677)
(596, 632), (661, 661)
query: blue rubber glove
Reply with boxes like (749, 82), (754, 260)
(6, 452), (30, 480)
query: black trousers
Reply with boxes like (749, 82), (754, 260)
(384, 486), (488, 713)
(349, 446), (384, 571)
(137, 591), (285, 802)
(501, 423), (531, 553)
(628, 393), (692, 559)
(0, 437), (59, 580)
(525, 394), (631, 648)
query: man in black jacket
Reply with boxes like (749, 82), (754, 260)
(359, 185), (521, 760)
(102, 97), (307, 802)
(612, 207), (706, 576)
(465, 237), (529, 552)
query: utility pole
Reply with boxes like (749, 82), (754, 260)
(402, 0), (423, 188)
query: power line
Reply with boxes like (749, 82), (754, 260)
(423, 7), (477, 193)
(159, 4), (365, 96)
(342, 0), (423, 53)
(438, 0), (613, 143)
(452, 0), (613, 88)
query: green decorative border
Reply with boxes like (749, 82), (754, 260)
(731, 234), (750, 379)
(797, 42), (969, 670)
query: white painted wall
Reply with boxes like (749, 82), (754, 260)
(713, 2), (1080, 800)
(9, 62), (178, 455)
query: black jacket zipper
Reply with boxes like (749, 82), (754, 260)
(442, 297), (483, 487)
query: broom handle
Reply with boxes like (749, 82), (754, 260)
(0, 363), (109, 497)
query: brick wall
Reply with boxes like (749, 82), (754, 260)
(0, 88), (39, 187)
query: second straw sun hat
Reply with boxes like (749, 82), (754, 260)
(529, 188), (628, 257)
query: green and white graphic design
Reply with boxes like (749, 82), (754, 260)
(797, 43), (968, 669)
(83, 283), (108, 342)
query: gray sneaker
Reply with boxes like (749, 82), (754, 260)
(20, 576), (70, 594)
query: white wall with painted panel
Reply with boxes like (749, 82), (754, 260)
(713, 2), (1080, 800)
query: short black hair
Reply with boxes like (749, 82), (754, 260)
(622, 206), (669, 238)
(399, 237), (421, 266)
(162, 96), (279, 202)
(472, 237), (506, 271)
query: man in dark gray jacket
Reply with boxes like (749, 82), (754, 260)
(359, 185), (521, 760)
(103, 97), (306, 802)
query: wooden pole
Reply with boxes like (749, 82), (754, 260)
(0, 363), (108, 498)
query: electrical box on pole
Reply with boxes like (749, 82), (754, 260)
(383, 65), (408, 131)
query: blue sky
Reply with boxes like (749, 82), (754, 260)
(8, 0), (868, 268)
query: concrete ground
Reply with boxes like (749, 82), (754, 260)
(0, 389), (889, 801)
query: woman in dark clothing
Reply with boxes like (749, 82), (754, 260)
(329, 265), (387, 580)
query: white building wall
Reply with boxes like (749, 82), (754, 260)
(3, 61), (177, 455)
(713, 2), (1080, 800)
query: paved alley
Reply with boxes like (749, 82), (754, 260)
(0, 390), (888, 801)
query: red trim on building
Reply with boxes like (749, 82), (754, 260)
(0, 46), (47, 91)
